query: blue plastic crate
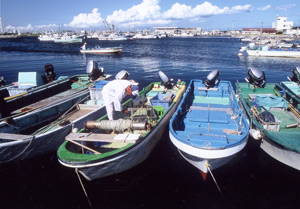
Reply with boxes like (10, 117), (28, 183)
(95, 80), (109, 88)
(150, 94), (171, 110)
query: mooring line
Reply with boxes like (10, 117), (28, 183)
(206, 163), (224, 197)
(75, 168), (93, 209)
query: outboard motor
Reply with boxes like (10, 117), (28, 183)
(158, 71), (174, 89)
(287, 66), (300, 85)
(0, 76), (5, 86)
(204, 70), (220, 88)
(86, 60), (103, 81)
(115, 70), (130, 80)
(44, 63), (56, 82)
(245, 67), (266, 88)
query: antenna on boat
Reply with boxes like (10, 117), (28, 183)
(205, 163), (224, 197)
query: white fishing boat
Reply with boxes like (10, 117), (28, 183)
(54, 32), (84, 43)
(241, 43), (300, 58)
(80, 43), (122, 54)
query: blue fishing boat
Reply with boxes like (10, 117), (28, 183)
(169, 70), (249, 176)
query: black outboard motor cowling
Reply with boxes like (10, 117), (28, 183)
(204, 70), (220, 88)
(44, 63), (56, 82)
(86, 60), (103, 81)
(287, 66), (300, 84)
(158, 71), (174, 89)
(0, 76), (5, 86)
(245, 68), (266, 88)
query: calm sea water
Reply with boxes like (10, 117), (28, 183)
(0, 37), (299, 209)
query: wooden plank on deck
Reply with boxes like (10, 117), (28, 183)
(66, 133), (140, 143)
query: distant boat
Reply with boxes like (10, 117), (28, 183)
(132, 33), (158, 39)
(54, 32), (84, 43)
(57, 72), (186, 181)
(169, 70), (249, 176)
(236, 68), (300, 171)
(98, 33), (129, 41)
(80, 43), (122, 54)
(241, 43), (300, 58)
(38, 32), (59, 41)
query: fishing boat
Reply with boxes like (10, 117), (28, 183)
(169, 70), (249, 176)
(240, 43), (300, 58)
(80, 43), (122, 54)
(57, 72), (186, 181)
(0, 61), (111, 163)
(280, 66), (300, 99)
(0, 64), (66, 118)
(236, 68), (300, 171)
(54, 32), (84, 43)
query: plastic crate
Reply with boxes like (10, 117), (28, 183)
(150, 93), (171, 110)
(89, 87), (103, 100)
(7, 86), (28, 96)
(94, 80), (109, 88)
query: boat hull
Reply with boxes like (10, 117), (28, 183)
(246, 49), (300, 58)
(261, 134), (300, 170)
(0, 106), (106, 163)
(80, 48), (122, 54)
(170, 132), (248, 173)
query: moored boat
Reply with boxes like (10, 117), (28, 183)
(169, 70), (249, 175)
(236, 68), (300, 171)
(241, 43), (300, 58)
(0, 61), (111, 163)
(57, 72), (186, 180)
(280, 66), (300, 99)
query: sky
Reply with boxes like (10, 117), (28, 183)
(1, 0), (300, 32)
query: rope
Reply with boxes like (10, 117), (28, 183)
(75, 168), (93, 209)
(206, 163), (224, 197)
(1, 136), (35, 163)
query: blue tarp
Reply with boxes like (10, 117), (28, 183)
(255, 95), (288, 110)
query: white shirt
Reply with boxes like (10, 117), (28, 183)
(102, 79), (132, 111)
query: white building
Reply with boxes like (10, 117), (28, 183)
(272, 16), (294, 32)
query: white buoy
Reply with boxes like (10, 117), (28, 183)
(249, 129), (262, 140)
(72, 128), (78, 133)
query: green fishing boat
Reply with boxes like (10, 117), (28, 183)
(57, 71), (186, 181)
(236, 68), (300, 171)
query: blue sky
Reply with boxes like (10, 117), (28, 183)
(2, 0), (300, 32)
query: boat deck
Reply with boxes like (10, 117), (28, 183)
(236, 82), (300, 153)
(173, 80), (247, 149)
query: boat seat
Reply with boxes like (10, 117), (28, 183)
(209, 110), (229, 124)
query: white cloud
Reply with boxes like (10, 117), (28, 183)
(277, 4), (296, 11)
(68, 8), (103, 28)
(105, 1), (252, 27)
(257, 5), (271, 11)
(106, 0), (161, 24)
(5, 24), (35, 32)
(7, 1), (254, 31)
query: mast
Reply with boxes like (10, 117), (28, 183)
(0, 0), (4, 33)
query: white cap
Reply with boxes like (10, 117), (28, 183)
(115, 70), (130, 80)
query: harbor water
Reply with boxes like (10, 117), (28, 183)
(0, 37), (299, 209)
